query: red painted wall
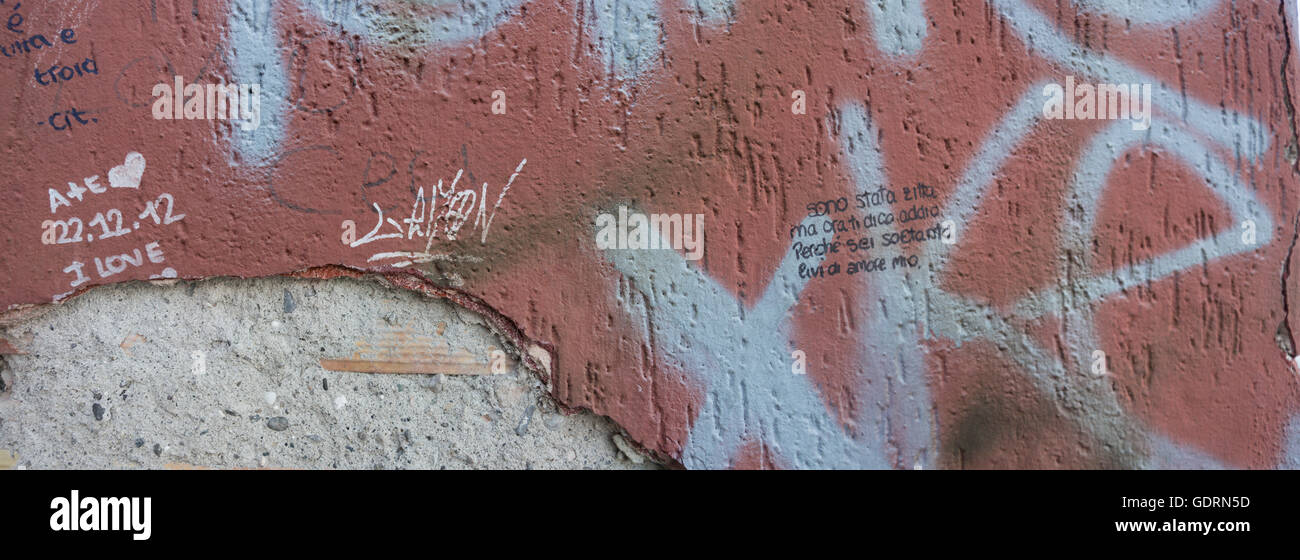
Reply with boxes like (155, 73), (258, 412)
(3, 0), (1298, 468)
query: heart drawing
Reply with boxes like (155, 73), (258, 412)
(108, 152), (146, 189)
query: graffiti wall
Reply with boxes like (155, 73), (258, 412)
(2, 0), (1299, 468)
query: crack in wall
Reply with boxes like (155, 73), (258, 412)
(1281, 209), (1300, 358)
(1281, 0), (1300, 171)
(1280, 1), (1300, 362)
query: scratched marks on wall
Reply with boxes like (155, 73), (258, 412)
(224, 0), (525, 163)
(42, 151), (186, 299)
(2, 1), (1298, 469)
(347, 157), (526, 275)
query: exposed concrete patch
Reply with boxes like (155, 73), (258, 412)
(0, 277), (657, 470)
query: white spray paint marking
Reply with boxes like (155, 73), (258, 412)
(864, 0), (928, 56)
(477, 159), (527, 243)
(587, 0), (663, 81)
(224, 0), (522, 165)
(1010, 115), (1273, 320)
(298, 0), (524, 47)
(107, 152), (146, 189)
(1142, 433), (1227, 469)
(1074, 0), (1219, 26)
(691, 0), (735, 25)
(149, 267), (178, 280)
(604, 22), (1278, 466)
(834, 103), (934, 468)
(606, 213), (888, 469)
(901, 1), (1282, 466)
(991, 0), (1266, 159)
(1283, 414), (1300, 469)
(226, 0), (287, 165)
(349, 159), (524, 257)
(366, 251), (481, 268)
(910, 85), (1244, 467)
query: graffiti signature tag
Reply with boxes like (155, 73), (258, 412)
(346, 158), (526, 254)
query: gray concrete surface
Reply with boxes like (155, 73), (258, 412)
(0, 276), (657, 470)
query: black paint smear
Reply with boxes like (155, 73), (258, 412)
(113, 55), (174, 108)
(360, 150), (402, 215)
(268, 145), (344, 215)
(460, 144), (478, 188)
(290, 34), (361, 114)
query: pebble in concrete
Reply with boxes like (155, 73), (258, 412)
(612, 434), (644, 464)
(515, 405), (535, 436)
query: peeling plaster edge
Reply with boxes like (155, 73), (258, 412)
(1284, 0), (1300, 174)
(314, 265), (679, 468)
(0, 265), (677, 467)
(1281, 209), (1300, 360)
